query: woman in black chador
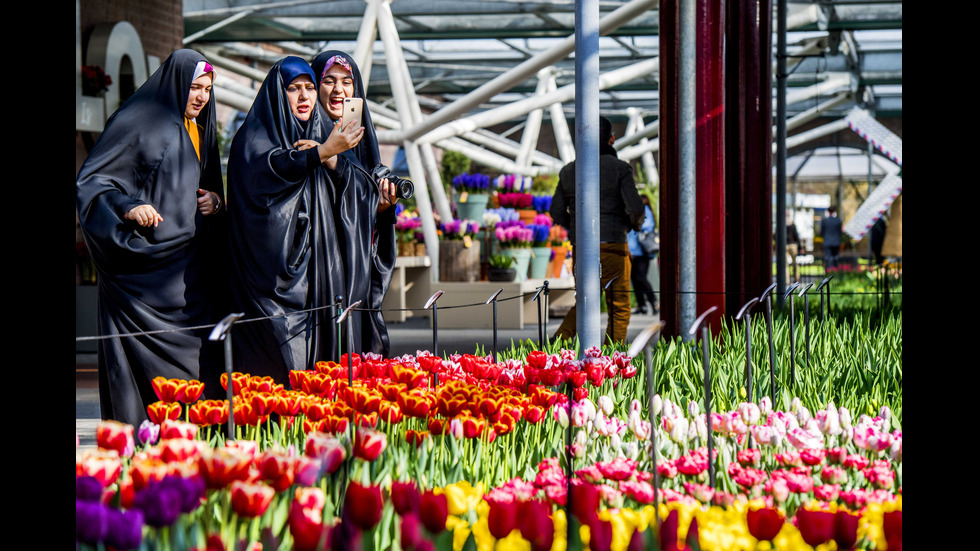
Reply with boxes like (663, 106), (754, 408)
(76, 49), (226, 426)
(311, 50), (398, 357)
(226, 56), (360, 383)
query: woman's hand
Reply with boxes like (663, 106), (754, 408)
(319, 119), (364, 161)
(125, 204), (163, 227)
(293, 139), (321, 151)
(197, 189), (221, 216)
(377, 177), (399, 213)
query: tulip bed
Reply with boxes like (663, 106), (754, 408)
(77, 312), (902, 551)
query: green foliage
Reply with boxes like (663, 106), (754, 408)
(489, 254), (514, 269)
(531, 173), (559, 196)
(440, 150), (472, 188)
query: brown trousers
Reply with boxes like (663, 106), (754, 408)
(554, 242), (633, 345)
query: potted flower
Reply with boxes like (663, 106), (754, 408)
(527, 216), (553, 279)
(496, 174), (537, 224)
(452, 173), (491, 222)
(495, 220), (533, 281)
(395, 215), (422, 256)
(487, 254), (517, 282)
(549, 224), (571, 278)
(438, 219), (481, 282)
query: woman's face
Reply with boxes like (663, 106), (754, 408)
(286, 75), (317, 121)
(319, 63), (355, 120)
(184, 73), (213, 119)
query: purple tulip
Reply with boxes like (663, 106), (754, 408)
(105, 507), (144, 550)
(138, 420), (160, 446)
(76, 475), (104, 503)
(133, 479), (183, 527)
(76, 500), (109, 544)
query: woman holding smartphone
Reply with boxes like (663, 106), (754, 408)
(226, 56), (357, 382)
(312, 51), (398, 357)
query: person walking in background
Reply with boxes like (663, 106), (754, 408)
(550, 116), (645, 345)
(821, 206), (843, 269)
(786, 210), (801, 284)
(628, 195), (659, 314)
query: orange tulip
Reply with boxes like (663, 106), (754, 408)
(220, 372), (248, 395)
(250, 392), (279, 418)
(198, 447), (252, 489)
(128, 455), (169, 491)
(398, 393), (431, 418)
(378, 401), (404, 424)
(147, 401), (182, 425)
(179, 379), (205, 404)
(152, 376), (185, 403)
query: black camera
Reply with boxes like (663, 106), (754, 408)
(371, 165), (414, 200)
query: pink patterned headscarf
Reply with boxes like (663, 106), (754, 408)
(318, 55), (352, 83)
(192, 61), (215, 82)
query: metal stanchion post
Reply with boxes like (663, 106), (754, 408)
(798, 283), (814, 368)
(337, 301), (362, 386)
(783, 283), (801, 389)
(485, 289), (504, 362)
(335, 295), (344, 363)
(425, 291), (444, 387)
(208, 312), (244, 441)
(759, 283), (778, 405)
(628, 321), (666, 511)
(735, 298), (760, 404)
(689, 306), (718, 488)
(532, 282), (549, 350)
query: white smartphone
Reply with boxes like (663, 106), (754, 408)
(341, 97), (363, 131)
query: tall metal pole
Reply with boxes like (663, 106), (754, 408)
(775, 0), (788, 303)
(574, 0), (601, 353)
(678, 0), (697, 336)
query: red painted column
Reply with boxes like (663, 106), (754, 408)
(726, 0), (773, 311)
(660, 0), (727, 337)
(696, 0), (726, 329)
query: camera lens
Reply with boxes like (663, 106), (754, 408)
(395, 178), (414, 200)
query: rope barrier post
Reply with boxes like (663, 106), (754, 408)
(628, 320), (666, 512)
(335, 295), (344, 363)
(782, 283), (801, 390)
(759, 283), (778, 405)
(532, 282), (548, 351)
(425, 290), (444, 387)
(543, 280), (550, 349)
(604, 275), (619, 345)
(485, 289), (504, 363)
(337, 301), (362, 387)
(208, 312), (244, 441)
(689, 306), (719, 488)
(735, 298), (760, 406)
(816, 275), (833, 325)
(798, 283), (814, 368)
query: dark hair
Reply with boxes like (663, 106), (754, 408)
(599, 116), (613, 143)
(828, 205), (837, 214)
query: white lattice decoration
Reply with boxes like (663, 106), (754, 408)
(843, 171), (902, 240)
(845, 108), (902, 166)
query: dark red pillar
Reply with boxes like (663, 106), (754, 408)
(725, 0), (774, 311)
(696, 0), (726, 329)
(659, 0), (727, 337)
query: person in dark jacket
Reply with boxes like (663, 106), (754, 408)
(311, 51), (399, 357)
(76, 49), (226, 426)
(821, 205), (843, 269)
(550, 116), (644, 344)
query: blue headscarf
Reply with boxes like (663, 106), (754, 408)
(279, 56), (316, 86)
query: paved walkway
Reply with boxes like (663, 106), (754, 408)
(76, 310), (661, 449)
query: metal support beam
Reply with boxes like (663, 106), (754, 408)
(678, 0), (697, 337)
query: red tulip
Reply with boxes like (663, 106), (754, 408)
(883, 510), (902, 550)
(405, 429), (430, 448)
(400, 513), (424, 550)
(198, 448), (252, 489)
(569, 483), (600, 528)
(398, 393), (431, 418)
(834, 510), (861, 550)
(276, 391), (305, 417)
(305, 432), (346, 474)
(96, 420), (135, 457)
(344, 482), (383, 531)
(746, 506), (784, 542)
(160, 419), (199, 440)
(128, 456), (169, 491)
(419, 491), (448, 534)
(289, 487), (328, 551)
(379, 401), (404, 424)
(147, 401), (182, 425)
(220, 372), (248, 395)
(159, 438), (203, 463)
(353, 427), (387, 461)
(487, 498), (518, 539)
(795, 507), (835, 547)
(250, 392), (279, 418)
(230, 481), (275, 518)
(517, 500), (554, 551)
(258, 451), (295, 492)
(76, 449), (122, 488)
(391, 480), (421, 516)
